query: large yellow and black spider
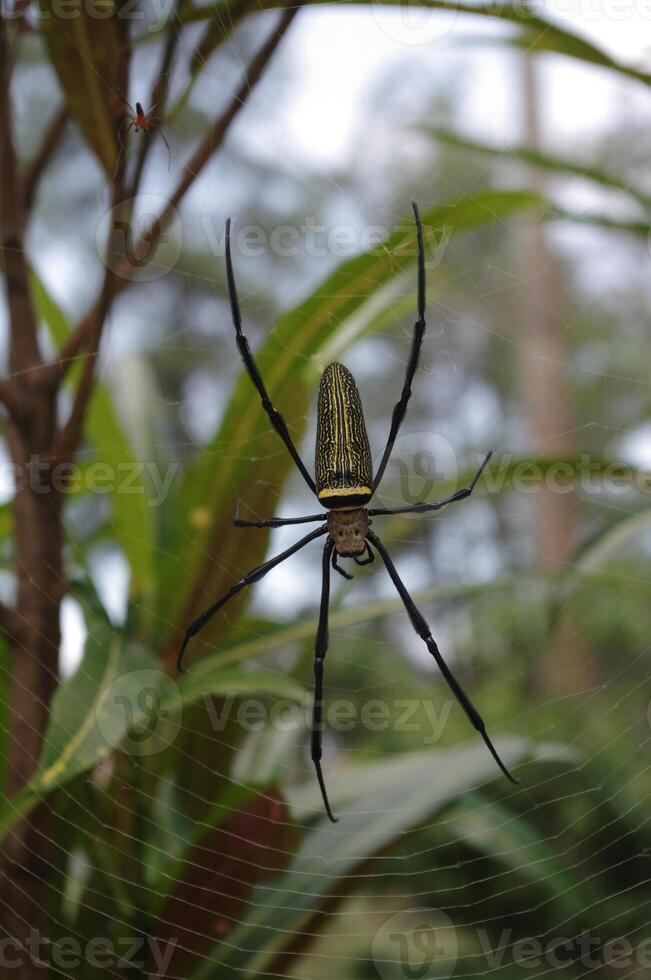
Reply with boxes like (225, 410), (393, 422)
(178, 203), (517, 822)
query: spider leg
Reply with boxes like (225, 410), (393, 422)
(113, 121), (134, 179)
(368, 452), (492, 517)
(225, 218), (317, 495)
(117, 119), (133, 152)
(177, 524), (327, 673)
(367, 529), (518, 785)
(150, 122), (172, 170)
(353, 542), (374, 566)
(332, 549), (353, 580)
(233, 500), (325, 529)
(372, 201), (426, 492)
(312, 537), (338, 822)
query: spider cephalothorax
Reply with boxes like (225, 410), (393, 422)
(326, 508), (369, 557)
(178, 203), (517, 823)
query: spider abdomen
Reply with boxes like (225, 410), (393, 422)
(315, 362), (373, 508)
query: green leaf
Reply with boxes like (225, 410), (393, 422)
(163, 191), (542, 644)
(0, 626), (309, 843)
(175, 665), (309, 710)
(447, 793), (589, 922)
(38, 0), (126, 177)
(285, 738), (529, 819)
(435, 2), (651, 88)
(191, 739), (568, 978)
(485, 21), (651, 87)
(574, 507), (651, 574)
(548, 206), (651, 238)
(32, 273), (157, 606)
(428, 129), (651, 213)
(186, 0), (651, 90)
(36, 629), (153, 784)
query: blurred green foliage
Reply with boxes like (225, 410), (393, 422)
(2, 1), (651, 976)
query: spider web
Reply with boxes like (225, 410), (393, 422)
(2, 6), (651, 979)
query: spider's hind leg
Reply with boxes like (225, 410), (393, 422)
(177, 524), (327, 672)
(312, 538), (338, 822)
(368, 528), (519, 785)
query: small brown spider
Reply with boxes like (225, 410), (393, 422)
(119, 99), (171, 167)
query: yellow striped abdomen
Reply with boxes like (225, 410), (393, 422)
(315, 363), (373, 508)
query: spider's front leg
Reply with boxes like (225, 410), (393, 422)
(233, 500), (325, 529)
(368, 452), (493, 518)
(373, 201), (427, 492)
(225, 218), (317, 495)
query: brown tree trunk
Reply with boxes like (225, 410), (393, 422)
(0, 386), (65, 973)
(0, 9), (302, 972)
(0, 20), (64, 971)
(1, 420), (64, 973)
(517, 51), (596, 696)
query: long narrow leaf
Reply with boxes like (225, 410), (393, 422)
(0, 626), (309, 842)
(186, 0), (651, 90)
(38, 0), (126, 176)
(428, 129), (651, 213)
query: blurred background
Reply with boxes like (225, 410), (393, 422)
(1, 0), (651, 976)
